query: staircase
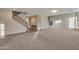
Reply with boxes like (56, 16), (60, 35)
(12, 11), (29, 31)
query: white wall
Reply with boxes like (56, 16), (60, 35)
(0, 10), (27, 35)
(50, 13), (75, 29)
(37, 13), (77, 30)
(37, 14), (76, 30)
(37, 16), (49, 29)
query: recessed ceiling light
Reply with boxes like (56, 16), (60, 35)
(51, 10), (58, 13)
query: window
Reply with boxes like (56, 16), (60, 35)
(0, 24), (5, 38)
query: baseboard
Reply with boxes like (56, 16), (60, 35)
(5, 32), (26, 36)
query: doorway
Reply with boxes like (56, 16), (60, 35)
(29, 16), (37, 32)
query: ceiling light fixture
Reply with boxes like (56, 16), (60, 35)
(51, 10), (58, 13)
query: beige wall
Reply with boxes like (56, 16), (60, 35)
(0, 10), (27, 35)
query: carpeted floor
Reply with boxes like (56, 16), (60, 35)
(0, 29), (79, 50)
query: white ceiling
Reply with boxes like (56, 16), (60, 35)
(1, 8), (79, 16)
(14, 8), (79, 16)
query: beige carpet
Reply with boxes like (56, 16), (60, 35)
(0, 29), (79, 50)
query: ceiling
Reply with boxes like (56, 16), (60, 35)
(14, 8), (79, 16)
(1, 8), (79, 16)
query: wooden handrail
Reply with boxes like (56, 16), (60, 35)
(13, 15), (28, 29)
